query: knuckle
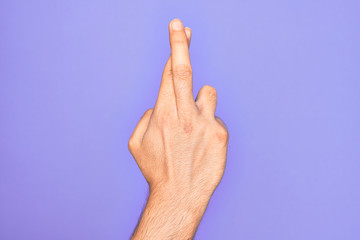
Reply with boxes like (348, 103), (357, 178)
(183, 121), (193, 134)
(178, 111), (195, 134)
(182, 118), (193, 134)
(173, 64), (192, 80)
(215, 126), (229, 143)
(128, 137), (137, 152)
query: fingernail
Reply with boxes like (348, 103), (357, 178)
(171, 19), (183, 30)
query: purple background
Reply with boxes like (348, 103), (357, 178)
(1, 0), (359, 239)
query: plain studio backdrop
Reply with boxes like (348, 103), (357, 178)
(1, 0), (359, 239)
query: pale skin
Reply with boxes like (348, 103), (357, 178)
(128, 18), (229, 240)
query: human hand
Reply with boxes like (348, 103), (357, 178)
(129, 18), (229, 239)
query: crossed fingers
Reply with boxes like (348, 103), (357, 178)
(154, 19), (199, 118)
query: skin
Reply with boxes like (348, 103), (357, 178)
(128, 18), (229, 240)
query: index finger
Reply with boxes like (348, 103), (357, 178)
(169, 19), (196, 113)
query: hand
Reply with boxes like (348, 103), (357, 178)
(129, 18), (229, 239)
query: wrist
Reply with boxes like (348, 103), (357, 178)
(132, 184), (210, 240)
(148, 183), (210, 227)
(149, 181), (211, 213)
